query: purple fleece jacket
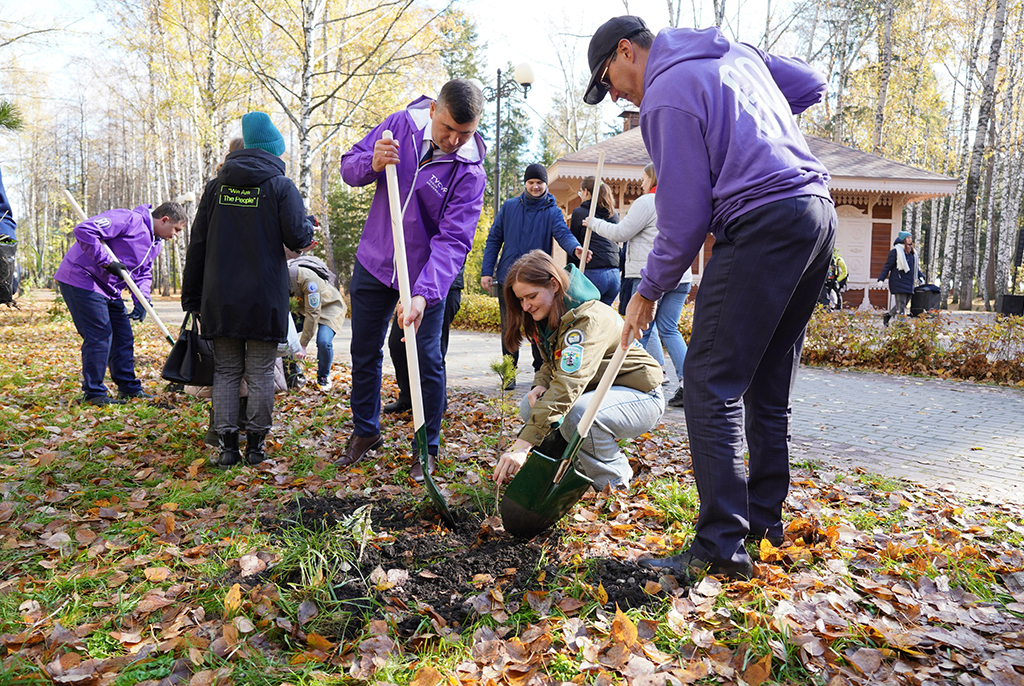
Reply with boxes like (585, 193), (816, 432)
(637, 27), (832, 301)
(340, 96), (487, 306)
(54, 205), (161, 304)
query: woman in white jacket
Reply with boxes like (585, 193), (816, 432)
(584, 163), (691, 407)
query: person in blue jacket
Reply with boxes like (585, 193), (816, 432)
(877, 231), (922, 326)
(0, 164), (17, 304)
(480, 163), (586, 388)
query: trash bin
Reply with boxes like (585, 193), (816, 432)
(996, 294), (1024, 316)
(911, 285), (941, 317)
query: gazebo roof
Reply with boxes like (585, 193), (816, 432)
(547, 127), (958, 203)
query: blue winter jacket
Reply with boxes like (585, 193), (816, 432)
(482, 192), (580, 285)
(877, 247), (921, 295)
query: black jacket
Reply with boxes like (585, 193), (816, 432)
(182, 149), (313, 342)
(568, 200), (619, 270)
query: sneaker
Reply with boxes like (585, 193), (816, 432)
(882, 312), (891, 327)
(667, 387), (685, 408)
(638, 547), (753, 581)
(118, 390), (153, 400)
(317, 377), (332, 392)
(82, 395), (126, 406)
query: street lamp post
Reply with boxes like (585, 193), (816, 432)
(481, 62), (534, 216)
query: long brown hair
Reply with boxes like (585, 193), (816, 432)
(581, 176), (615, 214)
(502, 250), (570, 353)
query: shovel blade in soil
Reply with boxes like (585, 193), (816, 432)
(416, 425), (457, 529)
(501, 432), (592, 537)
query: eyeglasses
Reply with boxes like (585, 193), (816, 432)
(598, 55), (614, 90)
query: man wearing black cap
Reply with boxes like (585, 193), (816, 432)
(481, 164), (586, 387)
(584, 16), (837, 580)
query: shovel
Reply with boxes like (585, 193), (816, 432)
(62, 189), (175, 346)
(501, 342), (630, 537)
(578, 151), (606, 277)
(381, 130), (457, 529)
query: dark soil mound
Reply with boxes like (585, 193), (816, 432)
(267, 495), (665, 635)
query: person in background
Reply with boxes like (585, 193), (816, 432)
(289, 260), (347, 391)
(183, 111), (314, 468)
(55, 203), (186, 405)
(492, 250), (663, 491)
(481, 164), (586, 389)
(877, 231), (922, 326)
(584, 15), (836, 580)
(338, 79), (486, 481)
(568, 176), (620, 306)
(0, 164), (18, 304)
(585, 162), (692, 407)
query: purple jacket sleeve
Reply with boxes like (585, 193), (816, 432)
(414, 170), (486, 305)
(73, 215), (120, 271)
(340, 115), (401, 187)
(637, 106), (713, 302)
(747, 44), (826, 114)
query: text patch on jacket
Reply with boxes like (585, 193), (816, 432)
(219, 186), (261, 207)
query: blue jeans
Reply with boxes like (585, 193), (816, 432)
(640, 281), (691, 382)
(316, 324), (336, 381)
(683, 196), (836, 568)
(349, 260), (446, 451)
(520, 385), (664, 490)
(59, 281), (143, 399)
(582, 267), (620, 307)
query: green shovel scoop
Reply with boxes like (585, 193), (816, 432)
(501, 343), (629, 537)
(382, 130), (456, 529)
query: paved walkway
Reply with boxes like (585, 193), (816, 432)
(144, 297), (1024, 505)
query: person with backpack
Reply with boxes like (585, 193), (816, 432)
(288, 260), (347, 391)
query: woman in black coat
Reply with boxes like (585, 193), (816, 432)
(182, 112), (313, 467)
(567, 176), (619, 306)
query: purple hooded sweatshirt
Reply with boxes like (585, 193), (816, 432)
(54, 204), (161, 305)
(340, 96), (487, 306)
(637, 27), (832, 301)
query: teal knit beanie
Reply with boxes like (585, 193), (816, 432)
(242, 112), (285, 157)
(895, 230), (911, 245)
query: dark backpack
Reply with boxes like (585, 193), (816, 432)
(288, 256), (338, 288)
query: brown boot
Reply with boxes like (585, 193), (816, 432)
(409, 451), (437, 483)
(335, 433), (383, 467)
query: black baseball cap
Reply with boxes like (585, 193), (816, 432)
(584, 16), (649, 106)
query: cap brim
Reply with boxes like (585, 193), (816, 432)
(583, 71), (609, 106)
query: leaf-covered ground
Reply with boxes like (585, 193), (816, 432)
(2, 297), (1024, 686)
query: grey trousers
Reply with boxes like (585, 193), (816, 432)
(521, 385), (665, 490)
(212, 338), (277, 434)
(887, 292), (912, 319)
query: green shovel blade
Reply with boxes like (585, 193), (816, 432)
(501, 431), (592, 538)
(416, 425), (456, 529)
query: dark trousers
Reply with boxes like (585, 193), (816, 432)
(497, 286), (543, 372)
(389, 287), (462, 403)
(682, 196), (836, 566)
(59, 281), (143, 399)
(349, 260), (445, 450)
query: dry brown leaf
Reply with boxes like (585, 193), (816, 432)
(307, 633), (334, 652)
(224, 584), (242, 615)
(297, 600), (317, 625)
(239, 554), (266, 577)
(409, 665), (444, 686)
(847, 647), (882, 675)
(741, 653), (772, 686)
(611, 606), (638, 647)
(144, 567), (171, 582)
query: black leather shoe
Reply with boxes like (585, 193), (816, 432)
(638, 548), (753, 581)
(213, 431), (241, 469)
(383, 398), (412, 414)
(335, 433), (383, 467)
(410, 451), (437, 483)
(503, 378), (517, 391)
(246, 431), (267, 465)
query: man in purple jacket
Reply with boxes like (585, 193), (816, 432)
(55, 203), (186, 405)
(584, 17), (837, 579)
(338, 79), (486, 480)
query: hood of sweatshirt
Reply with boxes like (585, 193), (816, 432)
(218, 148), (286, 186)
(643, 26), (729, 92)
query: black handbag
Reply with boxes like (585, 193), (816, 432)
(162, 312), (214, 386)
